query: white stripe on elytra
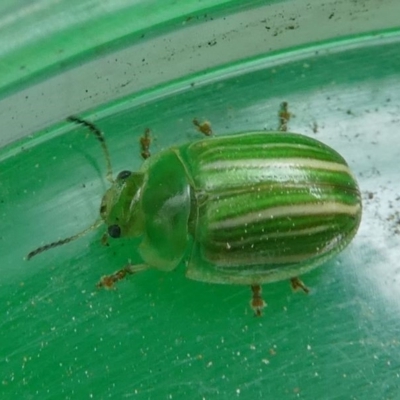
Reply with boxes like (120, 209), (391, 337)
(201, 158), (350, 174)
(209, 202), (360, 230)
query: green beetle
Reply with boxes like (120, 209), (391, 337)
(28, 106), (362, 315)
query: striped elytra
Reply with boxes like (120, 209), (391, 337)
(28, 116), (362, 315)
(179, 132), (361, 285)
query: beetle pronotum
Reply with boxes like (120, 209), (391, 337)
(28, 104), (362, 316)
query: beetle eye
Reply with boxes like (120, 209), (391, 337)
(117, 170), (132, 180)
(108, 224), (121, 238)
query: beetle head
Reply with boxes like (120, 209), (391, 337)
(27, 117), (146, 260)
(100, 170), (145, 240)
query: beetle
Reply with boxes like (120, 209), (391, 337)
(27, 104), (362, 316)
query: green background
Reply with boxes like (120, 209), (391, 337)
(1, 1), (400, 399)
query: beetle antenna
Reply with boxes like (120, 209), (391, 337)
(67, 116), (114, 183)
(27, 219), (103, 260)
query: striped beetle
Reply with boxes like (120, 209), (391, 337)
(28, 104), (362, 316)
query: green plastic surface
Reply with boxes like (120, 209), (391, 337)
(1, 2), (400, 399)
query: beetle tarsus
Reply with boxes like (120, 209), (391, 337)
(97, 264), (149, 289)
(290, 277), (310, 294)
(140, 128), (152, 159)
(193, 118), (213, 136)
(250, 284), (266, 317)
(97, 266), (134, 289)
(278, 101), (291, 132)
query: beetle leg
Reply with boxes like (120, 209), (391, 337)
(290, 277), (310, 294)
(193, 118), (213, 136)
(97, 263), (149, 289)
(140, 128), (152, 159)
(278, 101), (291, 132)
(250, 284), (266, 317)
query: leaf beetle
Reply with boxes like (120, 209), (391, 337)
(28, 103), (362, 316)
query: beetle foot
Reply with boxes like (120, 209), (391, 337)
(193, 118), (213, 136)
(278, 101), (291, 132)
(250, 284), (266, 317)
(140, 128), (151, 159)
(290, 277), (310, 294)
(97, 266), (134, 289)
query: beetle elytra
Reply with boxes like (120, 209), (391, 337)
(28, 104), (362, 316)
